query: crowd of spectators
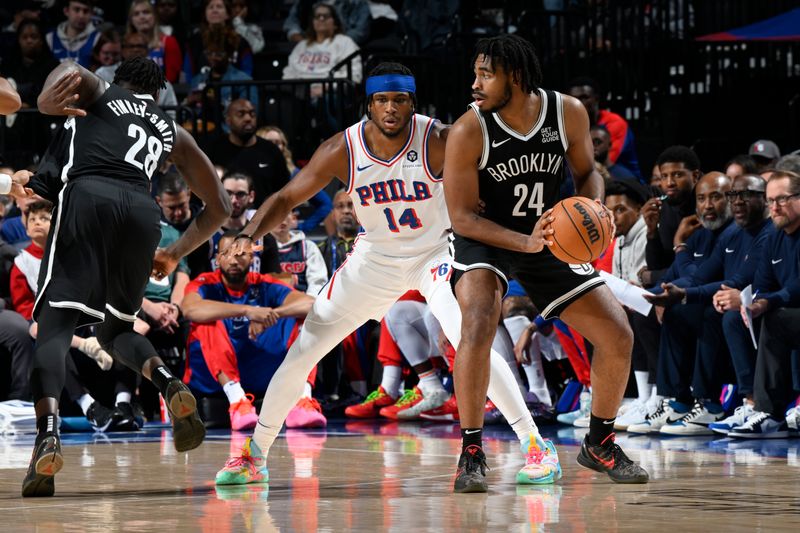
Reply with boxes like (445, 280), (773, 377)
(1, 1), (799, 441)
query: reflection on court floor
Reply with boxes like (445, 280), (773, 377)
(2, 421), (799, 531)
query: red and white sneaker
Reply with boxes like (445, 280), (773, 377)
(286, 397), (327, 428)
(344, 386), (397, 418)
(379, 388), (422, 420)
(420, 394), (459, 421)
(229, 393), (259, 431)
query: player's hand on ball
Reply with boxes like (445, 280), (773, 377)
(527, 209), (554, 253)
(594, 199), (616, 237)
(37, 70), (87, 117)
(151, 247), (179, 281)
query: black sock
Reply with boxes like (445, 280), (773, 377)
(588, 414), (615, 446)
(36, 414), (58, 436)
(150, 365), (176, 394)
(461, 428), (483, 452)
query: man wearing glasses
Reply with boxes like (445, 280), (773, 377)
(645, 174), (772, 435)
(729, 170), (800, 438)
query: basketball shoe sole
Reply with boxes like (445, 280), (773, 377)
(165, 380), (206, 452)
(22, 434), (63, 497)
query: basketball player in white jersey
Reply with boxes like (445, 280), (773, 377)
(212, 62), (561, 490)
(445, 34), (649, 490)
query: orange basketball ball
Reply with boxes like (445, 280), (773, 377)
(548, 196), (613, 264)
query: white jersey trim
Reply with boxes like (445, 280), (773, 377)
(492, 88), (547, 141)
(555, 92), (569, 152)
(344, 128), (356, 193)
(469, 103), (491, 170)
(49, 300), (105, 321)
(106, 303), (138, 322)
(421, 117), (441, 182)
(59, 117), (77, 183)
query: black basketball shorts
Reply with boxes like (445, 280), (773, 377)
(450, 233), (605, 319)
(33, 176), (162, 327)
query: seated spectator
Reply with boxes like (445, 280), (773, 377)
(230, 0), (264, 53)
(45, 0), (100, 67)
(271, 210), (328, 295)
(257, 125), (332, 233)
(640, 145), (701, 285)
(725, 154), (758, 180)
(156, 0), (189, 44)
(568, 76), (641, 180)
(181, 232), (318, 430)
(95, 31), (178, 110)
(0, 214), (31, 401)
(397, 0), (459, 53)
(186, 25), (257, 117)
(591, 125), (638, 182)
(776, 154), (800, 175)
(282, 2), (363, 88)
(646, 174), (772, 436)
(183, 0), (253, 81)
(201, 99), (290, 206)
(204, 172), (281, 275)
(284, 0), (371, 46)
(89, 29), (120, 72)
(126, 0), (182, 83)
(631, 173), (734, 434)
(1, 194), (42, 249)
(0, 18), (60, 166)
(748, 139), (780, 173)
(649, 163), (663, 192)
(729, 170), (800, 438)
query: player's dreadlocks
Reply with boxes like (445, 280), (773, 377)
(472, 34), (542, 94)
(113, 56), (166, 96)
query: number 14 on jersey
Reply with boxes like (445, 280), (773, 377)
(383, 207), (422, 232)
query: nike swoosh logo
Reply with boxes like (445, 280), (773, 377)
(491, 138), (511, 148)
(772, 259), (783, 264)
(602, 419), (616, 425)
(464, 429), (481, 435)
(725, 248), (735, 253)
(356, 163), (374, 171)
(693, 253), (704, 257)
(587, 447), (615, 469)
(667, 413), (685, 423)
(258, 163), (269, 168)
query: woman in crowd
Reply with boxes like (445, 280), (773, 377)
(183, 0), (254, 81)
(127, 0), (182, 82)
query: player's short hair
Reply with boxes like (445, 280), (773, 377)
(605, 179), (650, 207)
(65, 0), (96, 8)
(366, 62), (417, 110)
(472, 34), (542, 94)
(770, 170), (800, 195)
(221, 171), (254, 191)
(114, 56), (166, 96)
(656, 145), (701, 171)
(566, 76), (600, 96)
(24, 200), (54, 219)
(158, 172), (188, 196)
(775, 154), (800, 175)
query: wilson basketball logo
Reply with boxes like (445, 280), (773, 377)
(572, 201), (601, 244)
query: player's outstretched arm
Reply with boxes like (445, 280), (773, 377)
(37, 60), (104, 116)
(158, 127), (232, 274)
(562, 95), (605, 201)
(443, 112), (552, 253)
(241, 133), (347, 241)
(0, 77), (22, 115)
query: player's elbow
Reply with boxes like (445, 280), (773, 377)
(449, 210), (477, 237)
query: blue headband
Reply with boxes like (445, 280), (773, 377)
(365, 74), (416, 97)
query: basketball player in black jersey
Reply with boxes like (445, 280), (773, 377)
(444, 35), (649, 490)
(9, 58), (231, 497)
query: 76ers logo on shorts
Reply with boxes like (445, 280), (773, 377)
(430, 261), (453, 282)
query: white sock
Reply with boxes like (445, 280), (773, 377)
(417, 369), (444, 396)
(115, 392), (132, 405)
(223, 380), (246, 405)
(486, 347), (539, 445)
(302, 382), (313, 398)
(380, 365), (403, 398)
(350, 380), (367, 397)
(635, 371), (650, 402)
(78, 393), (95, 415)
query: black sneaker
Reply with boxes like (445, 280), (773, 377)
(577, 434), (649, 484)
(164, 379), (206, 452)
(454, 445), (489, 493)
(113, 402), (142, 431)
(22, 433), (63, 497)
(86, 401), (119, 432)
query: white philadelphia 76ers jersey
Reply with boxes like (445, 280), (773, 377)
(344, 114), (449, 255)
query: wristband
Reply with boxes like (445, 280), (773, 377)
(0, 173), (11, 195)
(673, 243), (687, 252)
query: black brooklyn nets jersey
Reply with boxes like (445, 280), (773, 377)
(471, 88), (568, 235)
(59, 83), (175, 186)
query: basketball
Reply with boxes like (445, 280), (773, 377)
(548, 196), (613, 264)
